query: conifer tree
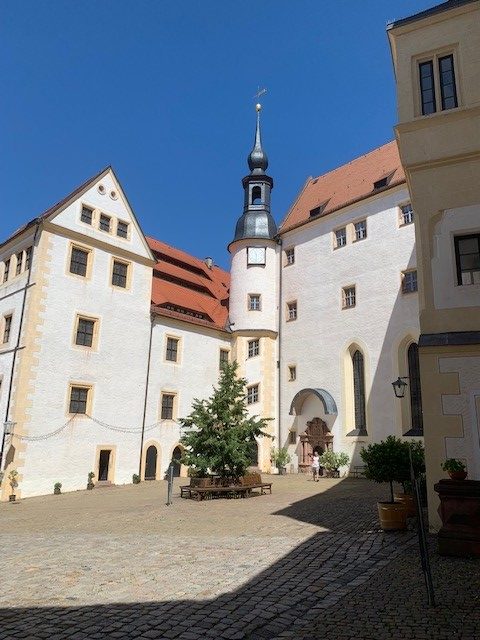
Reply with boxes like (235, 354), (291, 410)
(179, 361), (271, 480)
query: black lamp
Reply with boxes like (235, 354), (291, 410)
(392, 377), (408, 398)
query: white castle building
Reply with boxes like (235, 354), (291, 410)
(0, 108), (421, 500)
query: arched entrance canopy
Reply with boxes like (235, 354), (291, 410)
(289, 388), (338, 416)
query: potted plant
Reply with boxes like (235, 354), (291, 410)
(54, 482), (62, 495)
(394, 441), (425, 517)
(8, 469), (18, 502)
(442, 458), (467, 481)
(132, 473), (141, 484)
(87, 471), (95, 490)
(271, 447), (291, 475)
(360, 436), (410, 530)
(319, 451), (350, 478)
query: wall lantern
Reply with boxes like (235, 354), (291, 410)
(3, 421), (16, 435)
(392, 377), (409, 398)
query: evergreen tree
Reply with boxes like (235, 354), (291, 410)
(179, 361), (271, 480)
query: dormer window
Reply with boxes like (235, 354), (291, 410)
(251, 186), (262, 205)
(309, 201), (328, 218)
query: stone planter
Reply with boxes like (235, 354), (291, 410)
(434, 479), (480, 557)
(9, 494), (16, 502)
(54, 488), (61, 495)
(87, 482), (94, 490)
(448, 470), (467, 481)
(394, 492), (416, 517)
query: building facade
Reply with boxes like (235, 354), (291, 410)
(0, 109), (425, 501)
(388, 0), (480, 528)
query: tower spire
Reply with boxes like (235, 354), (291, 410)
(248, 104), (268, 174)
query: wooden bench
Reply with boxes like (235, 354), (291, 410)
(189, 485), (251, 501)
(180, 472), (272, 500)
(351, 465), (366, 478)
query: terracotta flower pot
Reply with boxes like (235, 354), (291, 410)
(448, 470), (467, 481)
(377, 501), (407, 530)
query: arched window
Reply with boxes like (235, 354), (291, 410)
(408, 343), (423, 434)
(352, 350), (367, 435)
(251, 186), (262, 205)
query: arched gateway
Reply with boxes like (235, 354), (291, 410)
(298, 418), (334, 474)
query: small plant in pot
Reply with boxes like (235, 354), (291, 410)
(87, 471), (95, 490)
(319, 451), (350, 478)
(442, 458), (467, 481)
(8, 469), (18, 502)
(360, 436), (410, 531)
(54, 482), (62, 495)
(271, 447), (291, 475)
(132, 473), (141, 484)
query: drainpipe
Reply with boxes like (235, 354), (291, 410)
(276, 237), (283, 449)
(0, 219), (42, 470)
(138, 311), (154, 479)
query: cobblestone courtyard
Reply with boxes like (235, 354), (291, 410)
(1, 476), (479, 639)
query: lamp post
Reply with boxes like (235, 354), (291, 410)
(391, 376), (408, 398)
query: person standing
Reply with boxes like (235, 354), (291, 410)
(311, 452), (320, 482)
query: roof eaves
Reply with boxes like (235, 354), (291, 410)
(387, 0), (478, 30)
(151, 305), (230, 334)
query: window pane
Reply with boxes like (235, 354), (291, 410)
(352, 350), (366, 434)
(70, 387), (88, 414)
(81, 206), (93, 224)
(439, 55), (458, 111)
(100, 215), (111, 232)
(70, 248), (88, 276)
(419, 61), (436, 115)
(166, 338), (178, 362)
(117, 222), (129, 238)
(76, 319), (94, 347)
(112, 261), (128, 287)
(408, 343), (423, 434)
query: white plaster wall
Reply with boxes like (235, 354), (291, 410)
(18, 224), (153, 497)
(145, 317), (231, 477)
(432, 204), (480, 309)
(279, 187), (420, 467)
(229, 239), (278, 332)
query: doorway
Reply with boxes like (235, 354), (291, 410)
(98, 449), (111, 481)
(172, 446), (182, 477)
(145, 445), (158, 480)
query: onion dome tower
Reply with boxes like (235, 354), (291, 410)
(228, 104), (279, 471)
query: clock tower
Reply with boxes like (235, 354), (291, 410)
(228, 104), (279, 470)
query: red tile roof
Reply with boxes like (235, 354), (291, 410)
(147, 237), (230, 332)
(280, 141), (406, 233)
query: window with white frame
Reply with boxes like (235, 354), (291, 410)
(354, 220), (367, 241)
(419, 53), (458, 116)
(454, 234), (480, 286)
(402, 270), (418, 294)
(400, 203), (414, 226)
(247, 384), (259, 405)
(342, 286), (356, 309)
(285, 247), (295, 266)
(248, 339), (260, 358)
(248, 294), (261, 311)
(287, 301), (297, 321)
(335, 227), (347, 248)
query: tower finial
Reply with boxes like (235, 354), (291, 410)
(248, 101), (268, 174)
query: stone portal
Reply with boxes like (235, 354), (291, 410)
(298, 418), (333, 474)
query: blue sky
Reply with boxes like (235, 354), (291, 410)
(1, 0), (438, 269)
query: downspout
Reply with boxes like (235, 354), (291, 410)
(277, 237), (283, 450)
(138, 311), (154, 479)
(1, 218), (42, 470)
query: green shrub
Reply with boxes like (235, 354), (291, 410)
(319, 450), (349, 471)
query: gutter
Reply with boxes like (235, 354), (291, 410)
(0, 218), (42, 470)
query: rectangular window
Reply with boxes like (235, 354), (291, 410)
(401, 203), (414, 225)
(247, 384), (259, 405)
(248, 339), (260, 358)
(402, 270), (418, 294)
(69, 386), (89, 414)
(219, 349), (229, 369)
(335, 227), (347, 248)
(342, 286), (356, 309)
(25, 247), (32, 271)
(287, 301), (297, 321)
(76, 317), (95, 347)
(285, 248), (295, 265)
(3, 315), (12, 343)
(161, 393), (175, 420)
(454, 234), (480, 285)
(112, 260), (128, 288)
(166, 337), (179, 362)
(248, 294), (261, 311)
(288, 365), (296, 381)
(3, 259), (10, 283)
(289, 431), (297, 445)
(439, 54), (458, 111)
(117, 221), (129, 239)
(70, 247), (89, 277)
(419, 60), (436, 115)
(354, 221), (367, 241)
(81, 206), (93, 225)
(15, 253), (23, 275)
(99, 214), (111, 232)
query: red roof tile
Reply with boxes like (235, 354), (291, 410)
(280, 141), (406, 233)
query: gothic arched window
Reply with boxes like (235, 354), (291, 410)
(408, 342), (423, 434)
(251, 186), (262, 205)
(352, 350), (367, 435)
